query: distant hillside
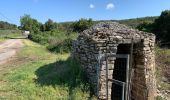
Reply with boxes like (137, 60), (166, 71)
(59, 16), (158, 29)
(96, 16), (158, 28)
(116, 16), (158, 28)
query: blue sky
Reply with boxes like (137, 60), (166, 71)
(0, 0), (170, 25)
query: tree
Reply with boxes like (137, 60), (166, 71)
(20, 14), (41, 33)
(153, 10), (170, 43)
(40, 24), (46, 32)
(44, 19), (56, 31)
(0, 21), (17, 30)
(136, 21), (153, 32)
(20, 14), (32, 31)
(72, 18), (94, 32)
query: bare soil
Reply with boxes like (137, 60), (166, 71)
(0, 39), (24, 65)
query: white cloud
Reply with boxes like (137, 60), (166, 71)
(106, 3), (115, 10)
(89, 4), (95, 9)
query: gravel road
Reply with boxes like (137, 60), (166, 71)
(0, 39), (24, 65)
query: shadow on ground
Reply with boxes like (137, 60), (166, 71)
(35, 57), (94, 99)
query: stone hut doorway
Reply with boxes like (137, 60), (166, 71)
(111, 44), (131, 100)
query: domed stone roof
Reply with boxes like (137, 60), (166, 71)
(79, 22), (155, 41)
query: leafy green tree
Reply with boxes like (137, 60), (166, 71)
(20, 14), (32, 31)
(44, 19), (56, 31)
(40, 24), (46, 32)
(0, 21), (17, 30)
(136, 21), (153, 32)
(20, 14), (41, 33)
(32, 19), (42, 33)
(153, 10), (170, 43)
(72, 18), (93, 32)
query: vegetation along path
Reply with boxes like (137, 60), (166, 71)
(0, 39), (95, 100)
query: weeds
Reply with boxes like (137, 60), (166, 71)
(0, 40), (96, 100)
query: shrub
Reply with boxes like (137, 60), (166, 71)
(47, 38), (73, 53)
(29, 32), (49, 45)
(156, 96), (165, 100)
(72, 18), (94, 32)
(136, 21), (153, 32)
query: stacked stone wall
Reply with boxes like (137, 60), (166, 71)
(72, 22), (156, 100)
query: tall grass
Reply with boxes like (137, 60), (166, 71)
(0, 40), (96, 100)
(155, 46), (170, 91)
(0, 30), (22, 39)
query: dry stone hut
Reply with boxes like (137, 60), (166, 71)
(72, 22), (156, 100)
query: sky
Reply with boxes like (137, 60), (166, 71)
(0, 0), (170, 25)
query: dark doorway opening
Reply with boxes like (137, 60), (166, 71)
(111, 44), (131, 100)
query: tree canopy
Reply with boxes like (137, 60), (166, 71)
(72, 18), (94, 32)
(20, 14), (41, 33)
(136, 10), (170, 44)
(136, 21), (153, 32)
(0, 21), (17, 30)
(44, 19), (58, 31)
(153, 10), (170, 43)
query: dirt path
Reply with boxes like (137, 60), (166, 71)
(0, 39), (24, 65)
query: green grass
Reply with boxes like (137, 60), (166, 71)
(0, 40), (96, 100)
(0, 38), (5, 42)
(156, 96), (166, 100)
(0, 30), (22, 39)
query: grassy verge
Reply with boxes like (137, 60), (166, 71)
(155, 47), (170, 91)
(0, 38), (5, 42)
(0, 30), (22, 39)
(0, 39), (96, 100)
